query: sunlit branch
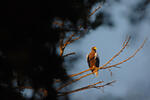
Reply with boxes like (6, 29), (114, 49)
(63, 52), (76, 57)
(58, 80), (115, 96)
(102, 38), (147, 69)
(94, 80), (116, 88)
(88, 4), (102, 18)
(99, 36), (130, 68)
(59, 33), (80, 56)
(69, 69), (91, 77)
(56, 72), (94, 91)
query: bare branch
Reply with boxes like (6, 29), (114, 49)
(58, 81), (103, 96)
(59, 33), (80, 57)
(63, 52), (76, 57)
(69, 69), (90, 77)
(58, 80), (115, 96)
(59, 4), (102, 57)
(64, 33), (75, 47)
(59, 39), (64, 56)
(99, 36), (130, 68)
(102, 38), (147, 69)
(56, 72), (94, 91)
(122, 36), (130, 47)
(88, 4), (102, 18)
(70, 36), (80, 43)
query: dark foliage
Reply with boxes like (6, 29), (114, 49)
(0, 0), (105, 100)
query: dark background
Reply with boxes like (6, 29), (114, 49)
(0, 0), (105, 100)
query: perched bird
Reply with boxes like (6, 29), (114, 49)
(87, 46), (100, 76)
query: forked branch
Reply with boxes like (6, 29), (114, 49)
(59, 33), (80, 56)
(103, 38), (147, 69)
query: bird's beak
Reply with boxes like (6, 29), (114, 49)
(94, 47), (97, 50)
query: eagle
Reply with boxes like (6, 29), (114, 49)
(87, 46), (100, 76)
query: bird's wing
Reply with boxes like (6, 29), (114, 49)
(86, 54), (90, 67)
(95, 53), (100, 67)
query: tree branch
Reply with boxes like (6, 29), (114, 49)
(102, 38), (147, 69)
(58, 80), (115, 96)
(56, 72), (94, 91)
(99, 36), (130, 68)
(59, 33), (80, 57)
(88, 4), (102, 18)
(63, 52), (76, 57)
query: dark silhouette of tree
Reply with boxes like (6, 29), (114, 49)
(0, 0), (105, 100)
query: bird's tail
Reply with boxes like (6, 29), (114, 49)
(94, 71), (98, 77)
(93, 67), (98, 77)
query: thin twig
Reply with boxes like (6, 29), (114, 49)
(122, 36), (128, 47)
(63, 52), (76, 57)
(88, 5), (102, 18)
(57, 81), (104, 96)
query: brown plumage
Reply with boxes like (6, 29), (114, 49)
(87, 46), (100, 76)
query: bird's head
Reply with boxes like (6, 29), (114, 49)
(91, 46), (97, 51)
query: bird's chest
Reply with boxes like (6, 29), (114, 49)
(89, 52), (97, 63)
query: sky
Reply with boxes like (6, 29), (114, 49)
(63, 0), (150, 100)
